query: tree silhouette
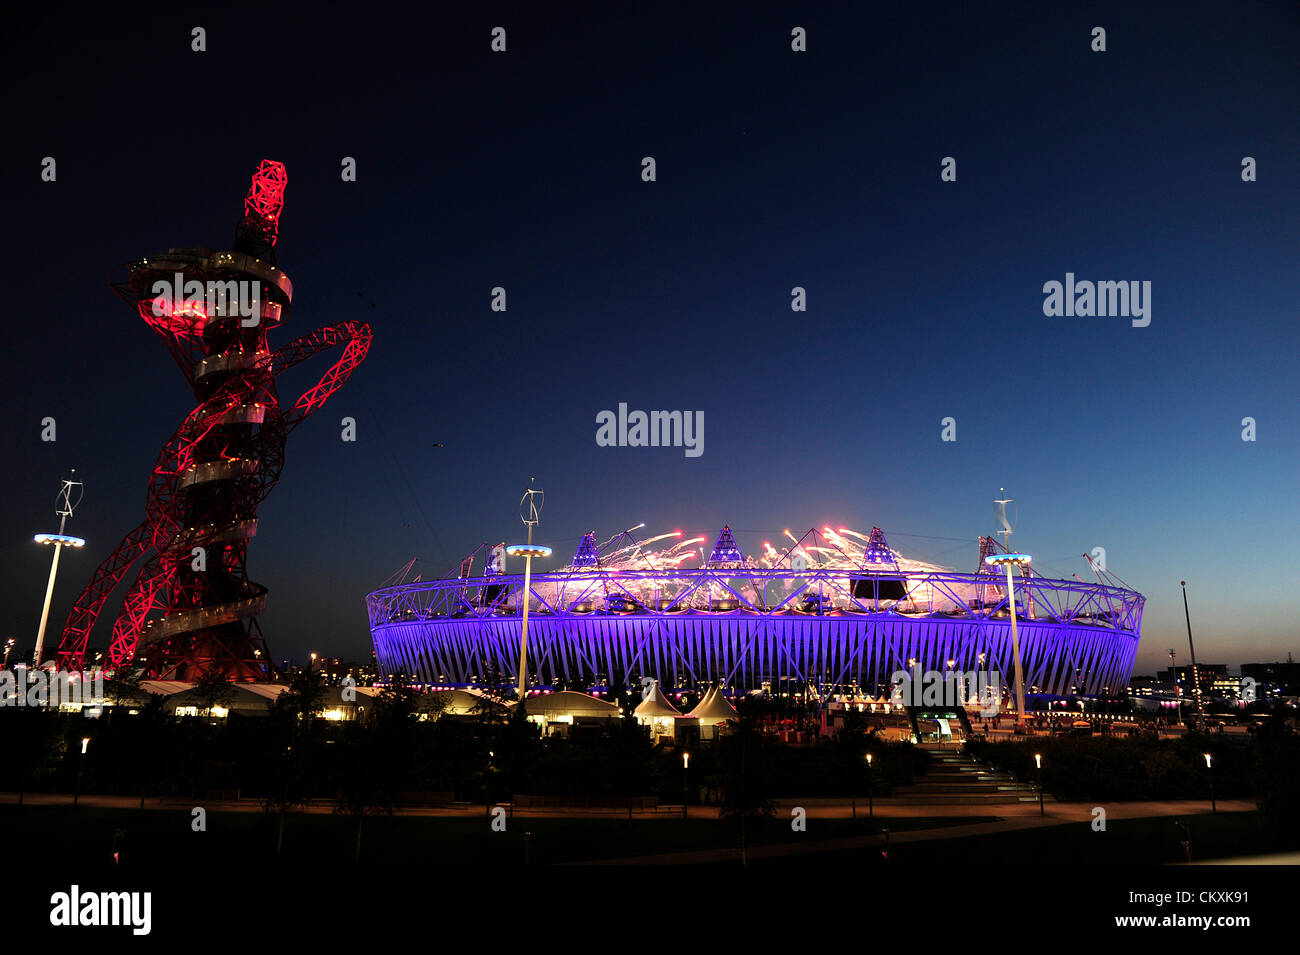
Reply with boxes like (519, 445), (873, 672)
(192, 665), (236, 717)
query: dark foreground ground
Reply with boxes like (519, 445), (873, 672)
(7, 803), (1289, 940)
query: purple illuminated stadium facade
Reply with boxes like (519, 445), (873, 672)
(366, 527), (1145, 696)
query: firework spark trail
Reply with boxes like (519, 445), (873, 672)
(522, 525), (975, 613)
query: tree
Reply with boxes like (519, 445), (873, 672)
(129, 691), (169, 807)
(264, 670), (325, 855)
(830, 707), (872, 803)
(102, 668), (143, 728)
(373, 681), (419, 726)
(469, 690), (506, 725)
(1253, 719), (1300, 848)
(4, 708), (63, 804)
(716, 715), (775, 821)
(275, 669), (325, 724)
(191, 665), (236, 718)
(335, 739), (398, 862)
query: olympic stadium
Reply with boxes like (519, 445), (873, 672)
(366, 525), (1145, 698)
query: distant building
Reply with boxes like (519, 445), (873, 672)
(1241, 661), (1300, 696)
(1157, 664), (1227, 694)
(1129, 675), (1160, 697)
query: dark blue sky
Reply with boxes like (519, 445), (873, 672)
(2, 2), (1296, 675)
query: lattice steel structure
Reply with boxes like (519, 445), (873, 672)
(56, 161), (372, 680)
(368, 539), (1145, 696)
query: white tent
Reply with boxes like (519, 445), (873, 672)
(159, 681), (288, 717)
(686, 686), (738, 725)
(634, 680), (683, 719)
(634, 680), (685, 741)
(516, 690), (619, 720)
(419, 688), (505, 718)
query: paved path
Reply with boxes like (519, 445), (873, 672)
(0, 792), (1251, 822)
(574, 801), (1257, 865)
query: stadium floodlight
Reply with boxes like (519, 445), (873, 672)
(986, 553), (1032, 726)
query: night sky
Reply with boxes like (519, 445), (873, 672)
(2, 3), (1296, 675)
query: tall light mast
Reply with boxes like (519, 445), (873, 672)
(988, 489), (1029, 724)
(987, 552), (1033, 726)
(33, 472), (86, 667)
(508, 480), (551, 700)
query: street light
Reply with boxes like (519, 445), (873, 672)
(74, 737), (91, 806)
(3, 638), (13, 668)
(682, 751), (690, 817)
(986, 554), (1032, 727)
(1204, 752), (1216, 813)
(1034, 752), (1044, 816)
(865, 752), (874, 817)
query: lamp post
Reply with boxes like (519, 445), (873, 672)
(3, 638), (13, 668)
(1034, 752), (1044, 816)
(865, 752), (874, 817)
(1204, 752), (1216, 813)
(74, 736), (90, 806)
(682, 751), (690, 817)
(986, 554), (1032, 727)
(33, 473), (86, 668)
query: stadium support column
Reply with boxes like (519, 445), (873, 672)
(987, 554), (1033, 726)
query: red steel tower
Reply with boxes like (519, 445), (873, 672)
(55, 161), (372, 680)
